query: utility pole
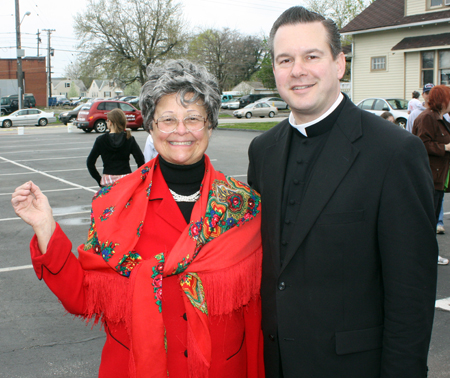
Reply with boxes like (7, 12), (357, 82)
(15, 0), (24, 109)
(36, 29), (41, 56)
(43, 29), (55, 105)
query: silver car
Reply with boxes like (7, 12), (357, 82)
(0, 108), (56, 128)
(233, 102), (278, 119)
(255, 97), (289, 110)
(356, 98), (409, 128)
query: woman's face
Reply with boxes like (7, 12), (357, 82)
(151, 93), (212, 165)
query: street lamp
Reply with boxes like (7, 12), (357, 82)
(15, 2), (31, 110)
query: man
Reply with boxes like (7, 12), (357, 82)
(247, 6), (438, 378)
(408, 90), (424, 114)
(406, 83), (434, 133)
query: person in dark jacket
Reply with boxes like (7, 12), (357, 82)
(86, 108), (145, 187)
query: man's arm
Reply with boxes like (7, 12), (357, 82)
(377, 135), (437, 377)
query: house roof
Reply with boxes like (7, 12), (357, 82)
(340, 0), (450, 34)
(392, 32), (450, 50)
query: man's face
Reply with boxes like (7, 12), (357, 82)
(423, 91), (430, 103)
(272, 22), (346, 124)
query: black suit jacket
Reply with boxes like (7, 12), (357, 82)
(248, 98), (438, 378)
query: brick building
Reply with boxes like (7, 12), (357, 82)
(0, 57), (47, 107)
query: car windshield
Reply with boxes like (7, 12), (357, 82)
(73, 104), (84, 111)
(387, 99), (408, 110)
(244, 104), (254, 109)
(81, 103), (92, 110)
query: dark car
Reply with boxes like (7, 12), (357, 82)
(0, 94), (35, 115)
(239, 94), (269, 108)
(74, 100), (143, 133)
(58, 104), (84, 125)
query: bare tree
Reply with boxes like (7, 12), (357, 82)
(188, 28), (264, 92)
(73, 0), (187, 85)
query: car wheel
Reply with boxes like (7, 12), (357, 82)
(395, 118), (407, 129)
(268, 111), (275, 118)
(94, 120), (107, 133)
(245, 112), (252, 119)
(38, 118), (48, 126)
(83, 128), (93, 133)
(0, 110), (6, 116)
(3, 120), (12, 128)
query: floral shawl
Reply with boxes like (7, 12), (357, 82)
(77, 155), (263, 377)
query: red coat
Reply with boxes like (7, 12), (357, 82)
(30, 170), (264, 377)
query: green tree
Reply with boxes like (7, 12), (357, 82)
(73, 0), (186, 86)
(253, 39), (276, 90)
(305, 0), (373, 29)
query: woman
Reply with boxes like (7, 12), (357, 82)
(413, 84), (450, 265)
(11, 60), (264, 378)
(86, 108), (145, 187)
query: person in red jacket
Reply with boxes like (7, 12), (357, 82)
(11, 59), (265, 378)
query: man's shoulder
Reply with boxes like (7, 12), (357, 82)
(250, 118), (290, 149)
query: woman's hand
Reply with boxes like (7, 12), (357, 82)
(11, 181), (56, 254)
(445, 143), (450, 152)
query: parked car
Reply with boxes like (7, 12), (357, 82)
(226, 98), (241, 110)
(74, 100), (143, 133)
(57, 98), (71, 106)
(356, 98), (409, 128)
(233, 102), (278, 119)
(239, 94), (269, 108)
(0, 94), (36, 115)
(59, 104), (85, 125)
(255, 97), (289, 110)
(120, 96), (138, 102)
(0, 108), (56, 128)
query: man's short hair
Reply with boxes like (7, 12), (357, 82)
(269, 6), (342, 62)
(412, 91), (420, 99)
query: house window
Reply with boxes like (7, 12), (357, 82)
(104, 91), (111, 97)
(371, 57), (386, 71)
(421, 51), (435, 86)
(430, 0), (442, 6)
(439, 50), (450, 85)
(65, 82), (70, 88)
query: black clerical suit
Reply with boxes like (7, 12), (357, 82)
(247, 95), (438, 378)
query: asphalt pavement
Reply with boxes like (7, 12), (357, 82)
(1, 124), (450, 377)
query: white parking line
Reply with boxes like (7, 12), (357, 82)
(0, 210), (91, 222)
(0, 147), (91, 155)
(0, 156), (97, 193)
(0, 265), (33, 273)
(436, 297), (450, 311)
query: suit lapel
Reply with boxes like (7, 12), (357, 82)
(280, 102), (362, 273)
(263, 120), (292, 271)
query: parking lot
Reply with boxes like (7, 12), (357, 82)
(1, 124), (450, 377)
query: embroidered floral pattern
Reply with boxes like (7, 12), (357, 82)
(137, 221), (144, 237)
(180, 273), (208, 315)
(116, 252), (142, 277)
(100, 206), (115, 221)
(151, 253), (165, 312)
(84, 210), (99, 251)
(100, 240), (119, 261)
(92, 182), (116, 201)
(125, 198), (133, 208)
(146, 183), (152, 198)
(140, 165), (150, 180)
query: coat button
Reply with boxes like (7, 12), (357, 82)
(182, 313), (187, 321)
(279, 282), (286, 291)
(184, 350), (188, 357)
(269, 334), (275, 341)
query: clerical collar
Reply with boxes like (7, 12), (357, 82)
(289, 93), (344, 137)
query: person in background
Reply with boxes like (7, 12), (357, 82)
(11, 59), (264, 378)
(86, 108), (145, 187)
(248, 6), (437, 378)
(380, 111), (395, 123)
(406, 83), (434, 133)
(143, 133), (158, 162)
(413, 85), (450, 265)
(408, 90), (424, 114)
(439, 112), (450, 233)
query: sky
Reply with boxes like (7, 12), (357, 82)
(0, 0), (304, 78)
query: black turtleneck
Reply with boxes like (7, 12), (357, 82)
(158, 155), (205, 223)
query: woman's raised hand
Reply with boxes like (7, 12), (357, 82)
(11, 181), (56, 253)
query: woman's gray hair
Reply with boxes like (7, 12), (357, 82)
(139, 59), (221, 131)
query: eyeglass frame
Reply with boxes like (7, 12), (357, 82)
(153, 114), (208, 134)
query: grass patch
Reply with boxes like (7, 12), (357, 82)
(218, 113), (233, 118)
(218, 122), (278, 131)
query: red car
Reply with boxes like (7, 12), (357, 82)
(74, 100), (143, 133)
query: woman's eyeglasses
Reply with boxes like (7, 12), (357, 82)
(153, 115), (207, 133)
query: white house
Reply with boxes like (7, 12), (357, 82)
(51, 79), (88, 98)
(87, 80), (124, 99)
(340, 0), (450, 103)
